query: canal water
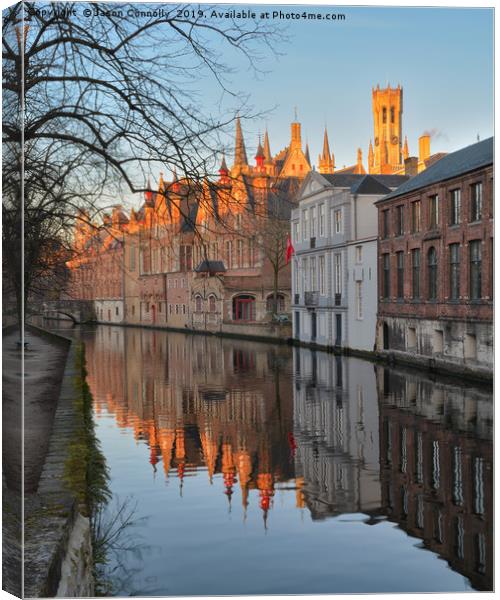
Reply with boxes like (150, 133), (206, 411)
(54, 324), (492, 595)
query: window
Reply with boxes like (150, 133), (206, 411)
(382, 106), (387, 123)
(225, 240), (232, 269)
(452, 446), (464, 506)
(310, 256), (317, 291)
(449, 189), (461, 225)
(469, 240), (482, 299)
(319, 255), (325, 295)
(208, 295), (216, 313)
(390, 106), (395, 124)
(310, 206), (317, 238)
(266, 293), (285, 313)
(356, 281), (363, 319)
(449, 244), (460, 300)
(293, 221), (299, 242)
(195, 295), (202, 312)
(411, 249), (420, 299)
(383, 253), (390, 299)
(115, 306), (119, 316)
(302, 209), (308, 240)
(470, 182), (483, 222)
(319, 204), (325, 236)
(334, 254), (342, 295)
(334, 209), (342, 234)
(235, 213), (242, 230)
(395, 205), (404, 236)
(427, 247), (438, 300)
(233, 295), (255, 321)
(356, 246), (362, 263)
(396, 251), (404, 299)
(237, 239), (244, 267)
(179, 244), (192, 272)
(382, 209), (390, 239)
(129, 245), (136, 270)
(248, 238), (255, 267)
(429, 195), (439, 228)
(301, 257), (307, 292)
(411, 201), (421, 233)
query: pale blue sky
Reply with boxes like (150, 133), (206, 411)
(205, 5), (494, 171)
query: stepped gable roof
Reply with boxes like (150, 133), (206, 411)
(380, 137), (493, 202)
(194, 260), (227, 273)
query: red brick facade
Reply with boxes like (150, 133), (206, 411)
(377, 165), (493, 322)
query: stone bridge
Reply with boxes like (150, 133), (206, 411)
(33, 300), (96, 324)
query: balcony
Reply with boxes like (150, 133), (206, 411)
(304, 291), (319, 307)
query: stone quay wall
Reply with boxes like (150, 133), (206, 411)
(24, 327), (94, 598)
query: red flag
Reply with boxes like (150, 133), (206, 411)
(285, 235), (295, 264)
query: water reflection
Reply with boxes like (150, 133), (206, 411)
(377, 366), (493, 591)
(80, 325), (492, 594)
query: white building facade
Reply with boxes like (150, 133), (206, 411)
(291, 171), (407, 353)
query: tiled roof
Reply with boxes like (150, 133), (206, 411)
(381, 137), (493, 201)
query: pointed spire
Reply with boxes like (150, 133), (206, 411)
(321, 128), (331, 160)
(368, 140), (374, 170)
(263, 129), (272, 163)
(145, 176), (153, 205)
(305, 143), (311, 166)
(318, 128), (335, 174)
(403, 136), (409, 160)
(234, 115), (248, 167)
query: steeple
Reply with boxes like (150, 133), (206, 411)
(255, 136), (265, 163)
(403, 135), (409, 160)
(233, 115), (248, 168)
(318, 128), (335, 174)
(290, 108), (302, 150)
(263, 129), (272, 163)
(356, 148), (363, 173)
(368, 140), (374, 172)
(305, 143), (311, 166)
(145, 176), (153, 205)
(218, 154), (229, 183)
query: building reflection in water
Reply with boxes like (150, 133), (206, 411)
(86, 326), (296, 525)
(377, 365), (492, 591)
(83, 326), (492, 591)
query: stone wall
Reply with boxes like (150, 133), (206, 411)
(24, 330), (94, 598)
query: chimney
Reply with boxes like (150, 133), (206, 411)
(418, 134), (431, 165)
(404, 157), (418, 177)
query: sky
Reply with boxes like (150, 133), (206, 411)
(201, 5), (494, 172)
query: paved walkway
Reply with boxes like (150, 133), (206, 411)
(2, 327), (69, 596)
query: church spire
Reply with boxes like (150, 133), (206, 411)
(403, 135), (409, 160)
(305, 143), (311, 166)
(263, 129), (272, 163)
(318, 128), (335, 174)
(233, 115), (248, 168)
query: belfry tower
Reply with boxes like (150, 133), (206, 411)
(369, 84), (403, 174)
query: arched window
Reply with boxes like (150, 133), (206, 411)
(195, 294), (203, 312)
(427, 247), (438, 300)
(390, 106), (395, 124)
(233, 294), (256, 321)
(266, 293), (285, 313)
(382, 107), (387, 124)
(208, 294), (216, 313)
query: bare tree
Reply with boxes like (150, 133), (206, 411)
(2, 2), (284, 323)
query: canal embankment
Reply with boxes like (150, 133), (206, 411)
(2, 324), (108, 597)
(49, 314), (493, 386)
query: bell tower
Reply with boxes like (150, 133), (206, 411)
(370, 84), (403, 174)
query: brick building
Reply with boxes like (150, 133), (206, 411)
(375, 138), (493, 379)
